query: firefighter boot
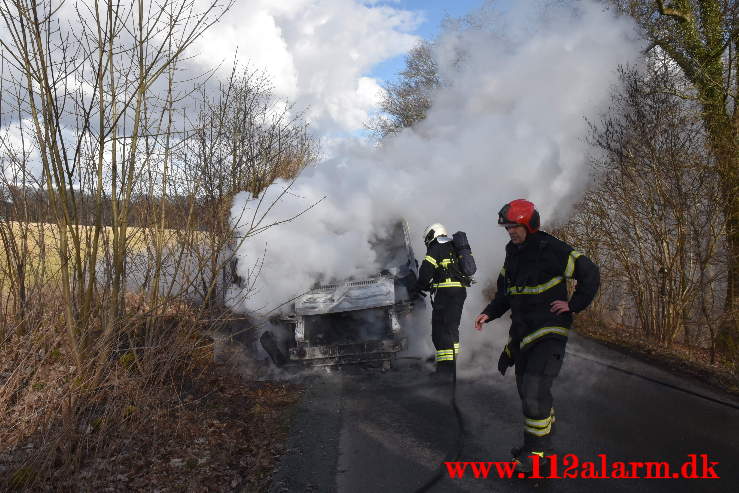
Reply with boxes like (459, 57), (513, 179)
(513, 408), (556, 459)
(513, 451), (546, 475)
(513, 417), (552, 476)
(511, 445), (523, 460)
(430, 359), (455, 382)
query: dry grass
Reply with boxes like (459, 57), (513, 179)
(0, 292), (301, 491)
(0, 218), (299, 491)
(0, 221), (185, 287)
(575, 316), (739, 397)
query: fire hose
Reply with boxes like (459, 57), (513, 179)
(411, 348), (738, 492)
(412, 362), (466, 493)
(567, 350), (739, 410)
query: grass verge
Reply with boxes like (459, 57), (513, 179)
(0, 302), (302, 492)
(575, 319), (739, 398)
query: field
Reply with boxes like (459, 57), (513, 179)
(0, 221), (188, 287)
(0, 219), (288, 491)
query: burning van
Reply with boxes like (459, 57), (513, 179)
(258, 219), (422, 367)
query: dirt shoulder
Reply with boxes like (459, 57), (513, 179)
(1, 366), (302, 492)
(574, 322), (739, 398)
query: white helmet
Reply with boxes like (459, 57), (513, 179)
(423, 223), (447, 246)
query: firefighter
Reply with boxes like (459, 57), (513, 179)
(414, 223), (468, 377)
(474, 199), (599, 473)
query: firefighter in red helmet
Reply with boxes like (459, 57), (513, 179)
(474, 199), (600, 474)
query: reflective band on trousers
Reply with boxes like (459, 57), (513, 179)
(525, 423), (552, 436)
(507, 276), (563, 295)
(526, 415), (552, 428)
(565, 250), (583, 278)
(436, 349), (454, 362)
(525, 414), (553, 436)
(453, 342), (460, 355)
(424, 255), (438, 267)
(519, 326), (569, 349)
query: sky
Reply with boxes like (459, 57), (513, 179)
(192, 0), (503, 137)
(367, 0), (489, 82)
(0, 0), (505, 166)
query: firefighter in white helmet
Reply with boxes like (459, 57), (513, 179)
(414, 223), (468, 377)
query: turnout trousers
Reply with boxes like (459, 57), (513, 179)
(431, 287), (466, 370)
(514, 338), (566, 453)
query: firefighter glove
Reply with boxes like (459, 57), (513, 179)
(498, 349), (514, 376)
(409, 287), (427, 301)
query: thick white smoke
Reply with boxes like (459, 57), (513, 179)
(229, 1), (642, 364)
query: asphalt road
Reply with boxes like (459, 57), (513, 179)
(269, 334), (739, 493)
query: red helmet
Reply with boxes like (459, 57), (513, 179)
(498, 199), (540, 233)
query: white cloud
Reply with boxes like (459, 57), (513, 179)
(193, 0), (422, 132)
(197, 8), (299, 98)
(0, 119), (41, 184)
(1, 0), (419, 158)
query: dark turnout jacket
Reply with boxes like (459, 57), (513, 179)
(482, 231), (599, 354)
(417, 238), (467, 291)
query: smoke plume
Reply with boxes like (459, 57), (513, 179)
(229, 1), (642, 365)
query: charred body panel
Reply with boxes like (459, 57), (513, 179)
(283, 299), (412, 366)
(266, 220), (420, 367)
(294, 277), (395, 316)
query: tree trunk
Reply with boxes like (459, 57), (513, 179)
(703, 102), (738, 365)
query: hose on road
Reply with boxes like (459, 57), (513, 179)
(568, 350), (739, 411)
(413, 362), (466, 493)
(412, 347), (738, 492)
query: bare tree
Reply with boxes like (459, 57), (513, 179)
(567, 61), (726, 359)
(0, 0), (230, 361)
(170, 66), (317, 308)
(0, 0), (325, 484)
(611, 0), (739, 361)
(371, 40), (440, 137)
(0, 0), (234, 479)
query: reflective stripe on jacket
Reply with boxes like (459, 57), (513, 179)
(482, 231), (599, 351)
(416, 238), (467, 291)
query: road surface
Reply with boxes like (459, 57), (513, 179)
(269, 334), (739, 492)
